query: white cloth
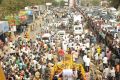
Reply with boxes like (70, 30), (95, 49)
(85, 42), (90, 48)
(63, 69), (75, 80)
(103, 57), (108, 64)
(103, 68), (110, 78)
(94, 53), (98, 60)
(47, 53), (53, 60)
(85, 58), (90, 66)
(82, 45), (86, 51)
(81, 34), (85, 39)
(33, 60), (38, 65)
(110, 67), (115, 77)
(62, 41), (68, 51)
(83, 55), (87, 62)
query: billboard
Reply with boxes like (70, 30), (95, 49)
(0, 21), (9, 33)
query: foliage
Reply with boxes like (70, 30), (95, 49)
(109, 0), (120, 9)
(0, 0), (2, 4)
(52, 0), (65, 6)
(90, 0), (100, 6)
(0, 0), (45, 19)
(0, 0), (65, 19)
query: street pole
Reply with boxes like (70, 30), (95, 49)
(38, 5), (41, 16)
(32, 10), (35, 21)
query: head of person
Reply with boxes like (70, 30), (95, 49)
(87, 55), (89, 58)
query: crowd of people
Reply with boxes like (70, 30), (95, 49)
(0, 7), (120, 80)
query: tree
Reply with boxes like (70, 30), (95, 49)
(0, 0), (3, 4)
(109, 0), (120, 9)
(52, 0), (65, 6)
(0, 0), (45, 19)
(90, 0), (100, 6)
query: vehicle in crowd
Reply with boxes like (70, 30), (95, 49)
(73, 14), (82, 24)
(73, 24), (83, 35)
(42, 33), (51, 43)
(101, 24), (115, 32)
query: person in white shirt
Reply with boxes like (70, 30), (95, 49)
(81, 34), (85, 39)
(103, 66), (110, 79)
(103, 55), (108, 69)
(62, 41), (68, 51)
(94, 52), (99, 65)
(83, 54), (87, 69)
(110, 66), (115, 79)
(82, 44), (86, 51)
(47, 53), (53, 62)
(85, 55), (90, 72)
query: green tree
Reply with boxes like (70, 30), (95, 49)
(109, 0), (120, 9)
(0, 0), (46, 19)
(0, 0), (2, 4)
(52, 0), (65, 6)
(91, 0), (100, 6)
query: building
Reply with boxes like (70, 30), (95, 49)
(69, 0), (75, 8)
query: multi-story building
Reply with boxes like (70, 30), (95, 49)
(69, 0), (75, 8)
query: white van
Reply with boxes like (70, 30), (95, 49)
(74, 24), (83, 35)
(42, 33), (51, 43)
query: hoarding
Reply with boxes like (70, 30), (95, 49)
(0, 21), (9, 33)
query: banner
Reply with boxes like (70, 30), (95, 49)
(0, 21), (9, 33)
(26, 10), (33, 15)
(10, 26), (16, 32)
(19, 10), (27, 16)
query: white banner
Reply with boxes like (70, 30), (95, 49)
(10, 26), (16, 32)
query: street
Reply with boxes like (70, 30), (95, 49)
(0, 1), (120, 80)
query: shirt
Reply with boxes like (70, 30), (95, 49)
(47, 53), (53, 60)
(103, 68), (110, 78)
(94, 53), (98, 60)
(85, 58), (90, 66)
(103, 57), (108, 64)
(110, 68), (115, 77)
(83, 55), (87, 62)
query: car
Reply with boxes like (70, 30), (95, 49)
(42, 33), (51, 43)
(102, 24), (115, 32)
(73, 14), (82, 23)
(73, 24), (83, 35)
